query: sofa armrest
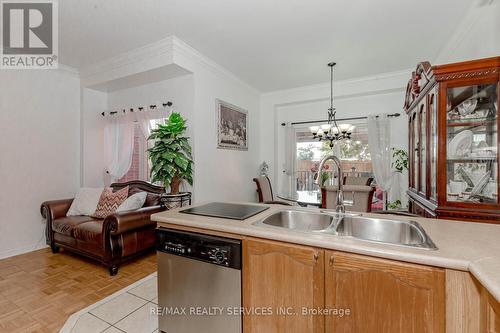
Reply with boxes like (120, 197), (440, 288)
(103, 206), (165, 235)
(41, 199), (74, 220)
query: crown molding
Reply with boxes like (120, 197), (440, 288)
(261, 68), (411, 105)
(78, 35), (259, 94)
(55, 63), (79, 77)
(80, 36), (175, 78)
(434, 0), (493, 63)
(79, 36), (177, 87)
(275, 87), (406, 108)
(171, 36), (260, 94)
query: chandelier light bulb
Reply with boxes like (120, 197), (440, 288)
(320, 124), (332, 132)
(309, 126), (319, 134)
(338, 123), (352, 133)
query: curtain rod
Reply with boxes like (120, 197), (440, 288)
(281, 112), (401, 126)
(101, 101), (173, 117)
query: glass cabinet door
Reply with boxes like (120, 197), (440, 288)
(419, 102), (426, 194)
(429, 91), (438, 201)
(446, 82), (498, 204)
(412, 113), (419, 189)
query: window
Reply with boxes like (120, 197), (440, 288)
(118, 117), (167, 183)
(118, 123), (147, 182)
(294, 120), (382, 210)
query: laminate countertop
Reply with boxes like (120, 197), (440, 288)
(152, 203), (500, 302)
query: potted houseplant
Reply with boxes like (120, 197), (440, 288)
(391, 148), (408, 173)
(319, 171), (330, 187)
(387, 148), (409, 210)
(148, 112), (193, 195)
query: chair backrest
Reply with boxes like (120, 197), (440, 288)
(343, 176), (374, 186)
(111, 180), (165, 207)
(323, 185), (375, 212)
(253, 176), (274, 202)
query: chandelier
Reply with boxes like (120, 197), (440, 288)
(309, 62), (354, 148)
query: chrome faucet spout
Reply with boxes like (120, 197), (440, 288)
(315, 154), (345, 213)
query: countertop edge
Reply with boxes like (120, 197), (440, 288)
(152, 204), (500, 303)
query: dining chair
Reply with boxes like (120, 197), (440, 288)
(343, 176), (374, 186)
(253, 176), (292, 205)
(322, 184), (375, 212)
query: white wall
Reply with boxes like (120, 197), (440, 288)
(436, 1), (500, 63)
(0, 68), (81, 259)
(175, 49), (261, 203)
(81, 88), (107, 187)
(106, 74), (194, 135)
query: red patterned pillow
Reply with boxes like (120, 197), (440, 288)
(91, 186), (129, 218)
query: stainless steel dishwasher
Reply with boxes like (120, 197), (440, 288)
(156, 228), (242, 333)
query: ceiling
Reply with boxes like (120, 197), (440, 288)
(59, 0), (475, 92)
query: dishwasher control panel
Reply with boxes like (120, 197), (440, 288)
(156, 228), (241, 269)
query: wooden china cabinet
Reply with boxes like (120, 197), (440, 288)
(404, 57), (500, 222)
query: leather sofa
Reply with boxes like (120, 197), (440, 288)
(41, 180), (165, 275)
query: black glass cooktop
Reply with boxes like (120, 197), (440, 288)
(180, 202), (269, 220)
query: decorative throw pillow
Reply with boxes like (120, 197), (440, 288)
(116, 191), (147, 212)
(66, 188), (104, 216)
(91, 186), (129, 218)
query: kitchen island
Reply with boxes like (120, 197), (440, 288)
(152, 203), (500, 332)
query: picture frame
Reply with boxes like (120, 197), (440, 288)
(216, 99), (248, 151)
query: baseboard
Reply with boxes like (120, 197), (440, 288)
(0, 243), (49, 260)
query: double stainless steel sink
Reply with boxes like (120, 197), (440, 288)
(254, 210), (437, 250)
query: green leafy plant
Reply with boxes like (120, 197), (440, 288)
(386, 199), (402, 210)
(392, 148), (408, 173)
(319, 171), (330, 187)
(148, 112), (193, 194)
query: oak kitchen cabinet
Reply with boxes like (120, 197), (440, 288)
(482, 288), (500, 332)
(242, 239), (446, 333)
(324, 251), (445, 333)
(242, 238), (325, 333)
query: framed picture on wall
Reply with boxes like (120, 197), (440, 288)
(216, 99), (248, 151)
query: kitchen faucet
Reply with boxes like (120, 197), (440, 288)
(315, 154), (345, 214)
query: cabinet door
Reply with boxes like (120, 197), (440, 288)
(243, 239), (324, 333)
(419, 100), (427, 195)
(481, 289), (500, 332)
(412, 112), (420, 190)
(444, 80), (498, 207)
(429, 89), (438, 201)
(325, 251), (445, 333)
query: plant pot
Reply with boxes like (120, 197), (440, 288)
(160, 192), (192, 210)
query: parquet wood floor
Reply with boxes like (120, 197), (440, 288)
(0, 248), (157, 332)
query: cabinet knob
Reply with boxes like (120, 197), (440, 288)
(313, 253), (319, 263)
(329, 255), (335, 266)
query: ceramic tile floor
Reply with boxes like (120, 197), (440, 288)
(60, 273), (159, 333)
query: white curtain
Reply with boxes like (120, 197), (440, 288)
(368, 114), (392, 195)
(104, 117), (135, 181)
(282, 124), (297, 196)
(135, 108), (171, 178)
(135, 107), (171, 142)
